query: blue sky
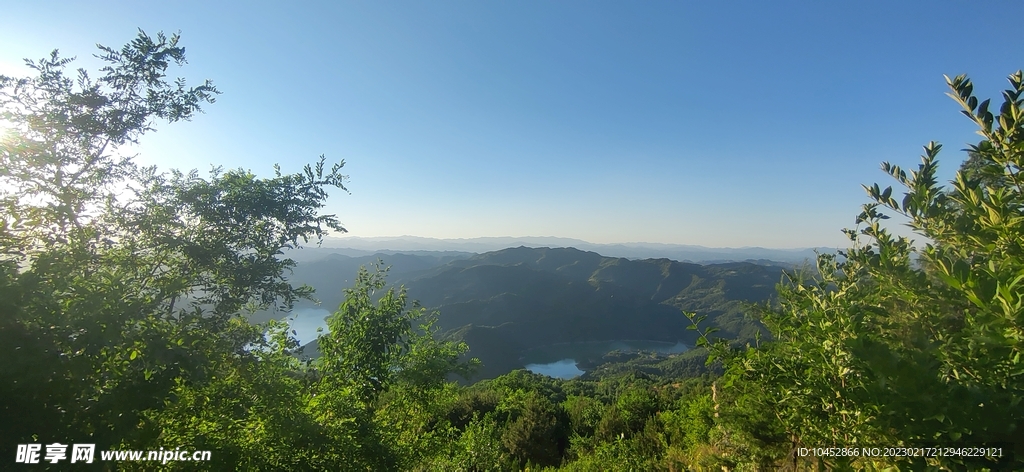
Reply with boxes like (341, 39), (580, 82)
(1, 1), (1021, 248)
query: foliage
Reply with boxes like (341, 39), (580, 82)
(2, 30), (222, 450)
(427, 413), (516, 472)
(615, 383), (660, 434)
(0, 31), (470, 471)
(316, 264), (419, 402)
(564, 395), (604, 438)
(559, 435), (653, 472)
(498, 389), (570, 468)
(1, 30), (218, 246)
(686, 71), (1024, 470)
(660, 393), (714, 452)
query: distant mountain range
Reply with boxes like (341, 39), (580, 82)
(279, 246), (794, 380)
(308, 235), (831, 265)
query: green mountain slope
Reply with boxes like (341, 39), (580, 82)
(291, 246), (787, 379)
(420, 248), (783, 378)
(249, 251), (468, 324)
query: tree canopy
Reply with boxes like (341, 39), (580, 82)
(685, 71), (1024, 470)
(1, 30), (471, 469)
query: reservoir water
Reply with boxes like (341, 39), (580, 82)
(283, 307), (332, 345)
(523, 340), (688, 380)
(524, 359), (585, 379)
(277, 309), (688, 381)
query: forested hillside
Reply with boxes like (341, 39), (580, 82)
(2, 32), (1021, 470)
(286, 246), (785, 379)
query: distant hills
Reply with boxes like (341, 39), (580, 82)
(281, 245), (795, 380)
(313, 235), (830, 265)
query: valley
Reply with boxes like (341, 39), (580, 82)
(275, 245), (790, 380)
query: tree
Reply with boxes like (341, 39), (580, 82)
(498, 389), (569, 468)
(2, 30), (490, 471)
(315, 263), (469, 402)
(311, 263), (479, 470)
(697, 71), (1024, 469)
(0, 30), (349, 452)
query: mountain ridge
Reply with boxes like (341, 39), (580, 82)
(314, 235), (829, 265)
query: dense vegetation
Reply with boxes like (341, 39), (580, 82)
(2, 32), (1021, 470)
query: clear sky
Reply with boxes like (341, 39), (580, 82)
(1, 1), (1020, 248)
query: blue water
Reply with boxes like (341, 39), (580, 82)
(276, 309), (688, 381)
(283, 307), (332, 345)
(524, 359), (585, 379)
(523, 340), (689, 379)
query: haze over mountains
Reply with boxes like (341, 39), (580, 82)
(310, 235), (829, 265)
(274, 244), (795, 379)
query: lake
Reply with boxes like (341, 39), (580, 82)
(278, 310), (689, 381)
(523, 340), (689, 379)
(524, 359), (585, 379)
(282, 307), (332, 345)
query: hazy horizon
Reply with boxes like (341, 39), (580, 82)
(3, 1), (1019, 247)
(320, 234), (829, 251)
